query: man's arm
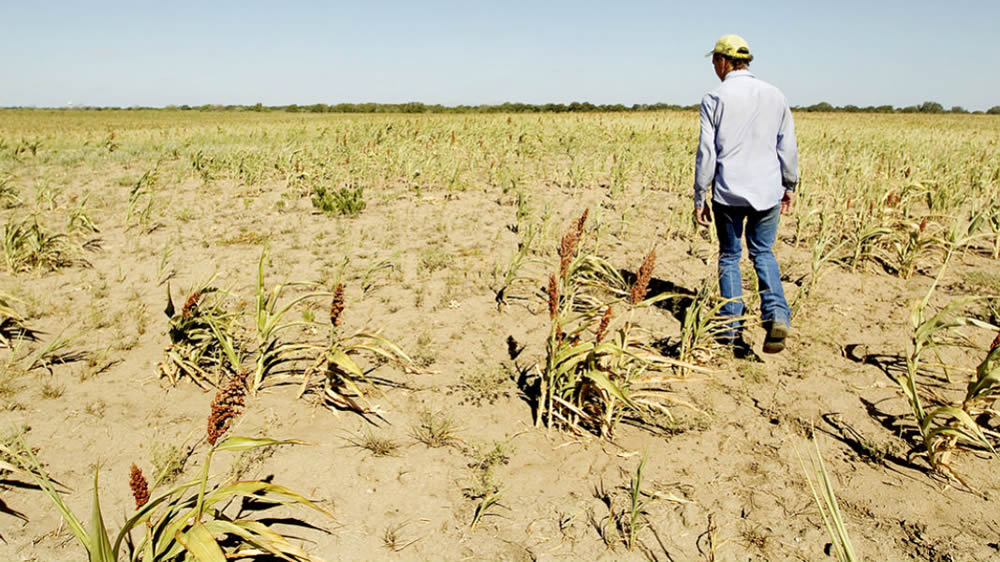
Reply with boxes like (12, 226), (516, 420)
(776, 101), (798, 192)
(693, 94), (718, 213)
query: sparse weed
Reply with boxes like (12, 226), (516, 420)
(411, 411), (461, 448)
(417, 246), (453, 275)
(411, 331), (436, 368)
(460, 366), (514, 406)
(382, 521), (421, 552)
(150, 442), (190, 488)
(39, 380), (64, 399)
(362, 256), (396, 294)
(463, 440), (512, 502)
(27, 330), (84, 373)
(469, 486), (505, 529)
(350, 430), (401, 457)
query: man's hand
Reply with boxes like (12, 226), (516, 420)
(780, 191), (794, 215)
(694, 205), (712, 227)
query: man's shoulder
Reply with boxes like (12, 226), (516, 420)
(719, 73), (787, 103)
(753, 76), (786, 97)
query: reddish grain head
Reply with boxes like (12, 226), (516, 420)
(207, 372), (247, 445)
(129, 463), (150, 509)
(181, 290), (202, 319)
(629, 250), (656, 306)
(330, 283), (346, 327)
(558, 210), (588, 278)
(548, 274), (559, 320)
(595, 305), (613, 343)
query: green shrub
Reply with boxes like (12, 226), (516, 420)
(311, 184), (366, 217)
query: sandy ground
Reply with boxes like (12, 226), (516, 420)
(2, 136), (1000, 561)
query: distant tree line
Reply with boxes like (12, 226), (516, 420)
(7, 101), (1000, 114)
(163, 101), (701, 113)
(797, 101), (1000, 115)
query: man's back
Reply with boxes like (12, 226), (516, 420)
(695, 70), (797, 210)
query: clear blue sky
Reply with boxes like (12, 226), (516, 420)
(2, 0), (997, 110)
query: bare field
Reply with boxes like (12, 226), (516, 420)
(2, 110), (1000, 560)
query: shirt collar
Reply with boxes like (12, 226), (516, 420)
(724, 69), (755, 81)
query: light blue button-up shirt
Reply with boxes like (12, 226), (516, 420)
(693, 70), (798, 210)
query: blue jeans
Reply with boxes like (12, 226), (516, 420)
(712, 202), (790, 338)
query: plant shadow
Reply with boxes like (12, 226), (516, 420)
(818, 410), (926, 474)
(620, 269), (698, 325)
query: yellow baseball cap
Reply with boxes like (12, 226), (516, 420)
(708, 34), (752, 60)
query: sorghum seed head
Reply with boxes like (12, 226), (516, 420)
(206, 372), (247, 446)
(330, 283), (346, 327)
(181, 290), (202, 319)
(558, 209), (589, 279)
(129, 464), (150, 509)
(548, 274), (559, 320)
(629, 249), (656, 306)
(595, 305), (613, 344)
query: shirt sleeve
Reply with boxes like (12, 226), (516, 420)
(777, 101), (799, 190)
(693, 94), (718, 208)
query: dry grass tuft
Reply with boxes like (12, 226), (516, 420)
(350, 431), (402, 457)
(411, 411), (462, 448)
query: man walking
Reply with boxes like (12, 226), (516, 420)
(693, 34), (798, 354)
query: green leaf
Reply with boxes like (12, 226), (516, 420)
(0, 440), (89, 550)
(175, 522), (226, 562)
(214, 436), (309, 452)
(553, 341), (593, 366)
(203, 481), (334, 519)
(111, 479), (202, 554)
(329, 348), (364, 378)
(202, 519), (309, 559)
(164, 282), (175, 318)
(88, 471), (115, 562)
(584, 369), (638, 410)
(351, 332), (414, 364)
(968, 346), (1000, 399)
(922, 405), (998, 457)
